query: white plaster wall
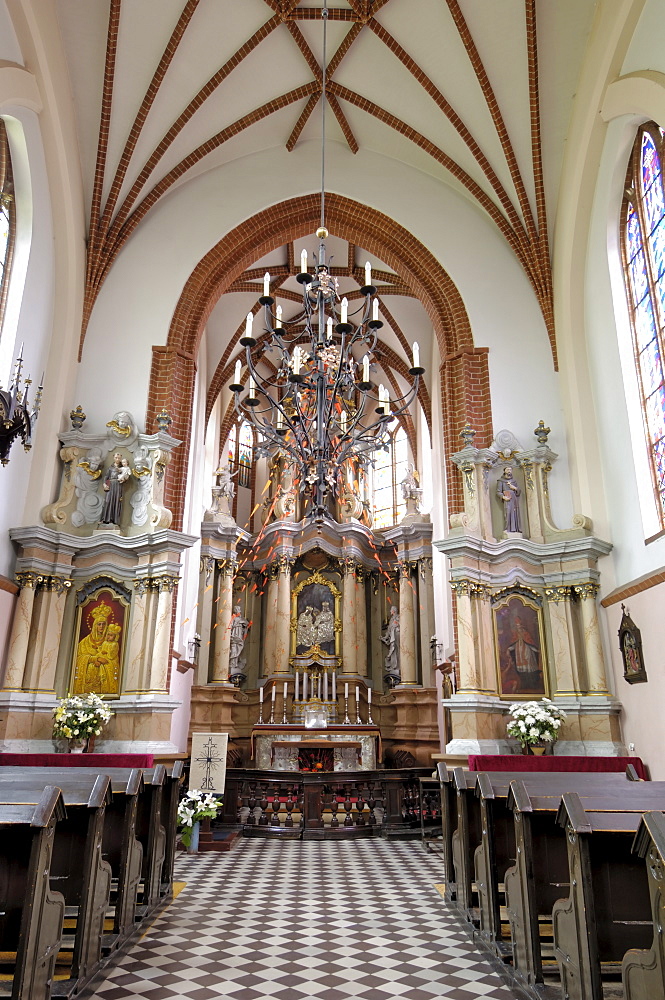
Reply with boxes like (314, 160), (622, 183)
(604, 587), (665, 779)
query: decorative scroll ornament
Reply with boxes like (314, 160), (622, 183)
(545, 586), (572, 603)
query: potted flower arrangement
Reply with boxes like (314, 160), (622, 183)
(506, 698), (566, 754)
(177, 789), (221, 853)
(52, 693), (113, 752)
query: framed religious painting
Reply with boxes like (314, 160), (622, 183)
(492, 588), (548, 699)
(290, 570), (342, 659)
(618, 604), (647, 684)
(70, 579), (131, 698)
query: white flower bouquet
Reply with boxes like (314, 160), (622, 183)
(52, 693), (113, 743)
(506, 698), (566, 748)
(178, 789), (221, 847)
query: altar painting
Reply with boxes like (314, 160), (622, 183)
(291, 571), (341, 657)
(493, 592), (548, 699)
(70, 586), (128, 697)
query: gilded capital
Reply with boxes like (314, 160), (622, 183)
(216, 558), (238, 578)
(573, 582), (600, 601)
(134, 578), (150, 596)
(151, 575), (179, 593)
(41, 575), (72, 595)
(450, 578), (490, 600)
(545, 586), (572, 603)
(15, 571), (40, 590)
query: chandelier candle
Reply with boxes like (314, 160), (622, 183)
(263, 272), (270, 297)
(301, 249), (308, 275)
(365, 261), (372, 286)
(372, 298), (379, 322)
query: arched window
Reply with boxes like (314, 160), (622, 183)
(0, 119), (16, 339)
(371, 419), (408, 529)
(224, 419), (253, 489)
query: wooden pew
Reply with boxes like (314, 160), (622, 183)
(475, 770), (636, 961)
(0, 767), (144, 951)
(436, 763), (457, 899)
(0, 774), (113, 997)
(622, 810), (665, 1000)
(450, 767), (482, 919)
(0, 787), (66, 1000)
(144, 762), (183, 896)
(552, 789), (665, 1000)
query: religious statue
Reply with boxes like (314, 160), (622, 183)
(100, 452), (131, 526)
(297, 606), (317, 649)
(229, 604), (250, 686)
(72, 448), (104, 527)
(400, 464), (423, 515)
(216, 465), (236, 501)
(315, 601), (335, 645)
(381, 606), (401, 687)
(73, 601), (121, 695)
(496, 465), (522, 533)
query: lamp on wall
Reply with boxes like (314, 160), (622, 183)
(0, 344), (43, 466)
(229, 7), (424, 519)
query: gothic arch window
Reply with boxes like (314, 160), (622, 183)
(224, 419), (253, 489)
(371, 419), (408, 529)
(0, 119), (16, 339)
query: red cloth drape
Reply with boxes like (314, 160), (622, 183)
(467, 754), (648, 780)
(0, 753), (154, 768)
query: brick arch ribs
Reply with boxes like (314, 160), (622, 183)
(147, 194), (493, 528)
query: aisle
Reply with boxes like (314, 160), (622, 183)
(91, 840), (518, 999)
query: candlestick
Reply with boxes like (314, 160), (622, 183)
(412, 341), (420, 369)
(258, 683), (264, 724)
(365, 261), (372, 286)
(276, 304), (282, 328)
(343, 684), (351, 725)
(270, 682), (276, 724)
(355, 685), (361, 725)
(263, 272), (270, 297)
(372, 298), (379, 322)
(341, 297), (348, 324)
(367, 686), (373, 725)
(301, 249), (308, 274)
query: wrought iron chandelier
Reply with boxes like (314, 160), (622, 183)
(229, 6), (424, 519)
(0, 345), (43, 466)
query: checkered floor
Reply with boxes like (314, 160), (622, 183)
(91, 840), (519, 999)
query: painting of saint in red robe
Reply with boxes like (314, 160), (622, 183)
(494, 595), (547, 698)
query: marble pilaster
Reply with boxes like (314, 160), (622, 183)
(23, 576), (72, 692)
(148, 575), (178, 691)
(574, 583), (609, 694)
(545, 586), (580, 695)
(341, 559), (358, 676)
(355, 566), (367, 677)
(263, 570), (279, 676)
(124, 579), (150, 692)
(211, 561), (235, 684)
(398, 562), (417, 685)
(274, 557), (292, 675)
(3, 573), (39, 690)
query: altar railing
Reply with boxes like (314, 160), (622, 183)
(218, 767), (439, 840)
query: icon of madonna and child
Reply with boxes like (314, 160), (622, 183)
(295, 582), (337, 656)
(71, 593), (126, 696)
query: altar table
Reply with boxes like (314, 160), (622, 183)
(467, 754), (648, 780)
(251, 725), (380, 771)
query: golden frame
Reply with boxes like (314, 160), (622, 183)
(492, 590), (549, 700)
(290, 570), (342, 660)
(70, 584), (130, 698)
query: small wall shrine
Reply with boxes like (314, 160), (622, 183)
(1, 407), (195, 753)
(436, 421), (621, 756)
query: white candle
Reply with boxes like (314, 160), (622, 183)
(344, 682), (349, 699)
(271, 683), (276, 703)
(327, 316), (333, 341)
(276, 409), (284, 431)
(292, 346), (301, 375)
(341, 297), (348, 324)
(340, 411), (347, 434)
(263, 271), (270, 297)
(324, 672), (329, 701)
(372, 298), (379, 322)
(295, 672), (299, 701)
(234, 359), (242, 384)
(245, 312), (253, 338)
(332, 671), (336, 701)
(367, 687), (371, 705)
(355, 684), (360, 705)
(283, 681), (288, 703)
(412, 341), (420, 369)
(365, 261), (372, 286)
(301, 249), (308, 274)
(362, 355), (369, 382)
(378, 383), (385, 410)
(259, 684), (264, 703)
(276, 304), (283, 329)
(303, 672), (308, 701)
(248, 375), (256, 397)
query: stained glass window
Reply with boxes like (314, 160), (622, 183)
(622, 124), (665, 525)
(371, 419), (408, 529)
(0, 120), (16, 340)
(238, 421), (253, 488)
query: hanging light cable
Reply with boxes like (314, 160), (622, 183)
(229, 5), (424, 520)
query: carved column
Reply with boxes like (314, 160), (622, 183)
(342, 558), (357, 676)
(398, 561), (417, 685)
(23, 576), (72, 692)
(195, 555), (215, 684)
(212, 560), (236, 684)
(573, 583), (609, 694)
(125, 578), (151, 692)
(263, 567), (279, 677)
(545, 586), (580, 695)
(148, 576), (178, 691)
(418, 558), (435, 687)
(3, 573), (40, 690)
(274, 556), (293, 675)
(450, 580), (483, 693)
(355, 566), (367, 677)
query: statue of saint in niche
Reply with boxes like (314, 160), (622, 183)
(496, 465), (522, 533)
(381, 605), (401, 687)
(100, 452), (131, 526)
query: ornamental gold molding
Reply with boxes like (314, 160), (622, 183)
(545, 586), (572, 603)
(573, 582), (600, 600)
(450, 579), (491, 600)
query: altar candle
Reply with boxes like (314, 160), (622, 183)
(341, 297), (348, 324)
(295, 672), (299, 702)
(303, 672), (308, 701)
(412, 341), (420, 369)
(283, 681), (288, 704)
(271, 682), (276, 703)
(372, 298), (379, 322)
(362, 354), (369, 382)
(263, 271), (270, 297)
(301, 249), (308, 274)
(344, 682), (349, 699)
(367, 686), (371, 705)
(276, 304), (283, 329)
(327, 316), (333, 341)
(332, 671), (336, 701)
(324, 672), (329, 702)
(259, 684), (264, 703)
(234, 359), (242, 385)
(356, 684), (360, 705)
(365, 261), (372, 286)
(245, 312), (253, 338)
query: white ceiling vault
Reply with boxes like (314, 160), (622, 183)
(55, 0), (597, 410)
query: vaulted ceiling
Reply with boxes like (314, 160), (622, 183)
(55, 0), (597, 378)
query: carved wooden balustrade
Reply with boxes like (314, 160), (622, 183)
(218, 767), (435, 840)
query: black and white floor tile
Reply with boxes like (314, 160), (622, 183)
(91, 840), (519, 1000)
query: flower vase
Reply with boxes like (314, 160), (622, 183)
(187, 821), (200, 854)
(531, 745), (546, 756)
(69, 740), (87, 754)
